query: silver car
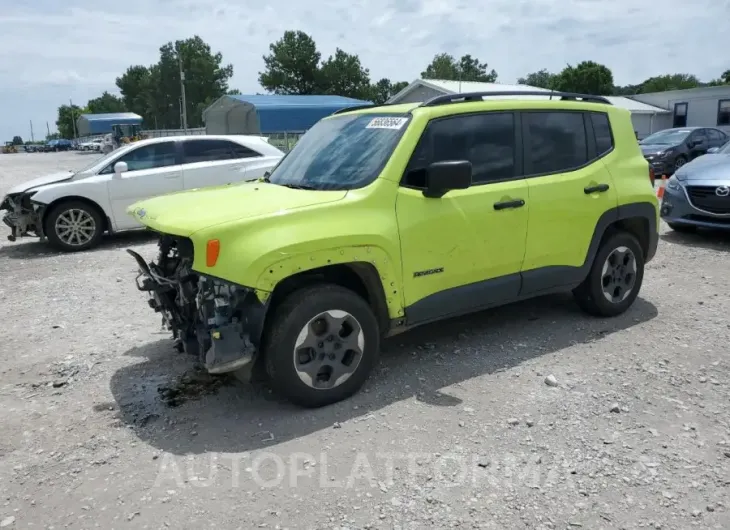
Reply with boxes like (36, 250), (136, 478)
(660, 141), (730, 232)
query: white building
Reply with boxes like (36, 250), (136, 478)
(628, 85), (730, 135)
(386, 79), (672, 139)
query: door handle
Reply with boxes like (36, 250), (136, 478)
(584, 183), (609, 194)
(164, 174), (181, 179)
(493, 199), (525, 210)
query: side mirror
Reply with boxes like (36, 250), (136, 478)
(422, 160), (472, 198)
(113, 161), (128, 177)
(707, 147), (719, 154)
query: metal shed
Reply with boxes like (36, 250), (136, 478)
(76, 112), (143, 136)
(202, 95), (372, 135)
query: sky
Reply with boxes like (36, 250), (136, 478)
(0, 0), (728, 141)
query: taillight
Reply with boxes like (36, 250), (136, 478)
(206, 239), (220, 267)
(649, 166), (655, 187)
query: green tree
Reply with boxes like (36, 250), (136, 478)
(318, 48), (372, 99)
(421, 53), (498, 82)
(11, 136), (23, 145)
(86, 91), (126, 114)
(638, 74), (700, 93)
(56, 104), (83, 138)
(115, 36), (233, 129)
(517, 69), (557, 89)
(116, 65), (155, 123)
(259, 30), (322, 94)
(552, 61), (614, 95)
(368, 79), (409, 104)
(722, 70), (730, 84)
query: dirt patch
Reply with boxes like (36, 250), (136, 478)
(157, 369), (234, 408)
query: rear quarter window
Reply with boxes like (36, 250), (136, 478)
(590, 112), (614, 156)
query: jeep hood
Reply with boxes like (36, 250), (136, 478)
(5, 171), (74, 195)
(128, 181), (348, 236)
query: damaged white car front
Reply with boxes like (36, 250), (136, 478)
(1, 172), (74, 242)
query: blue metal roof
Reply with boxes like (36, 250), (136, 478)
(228, 95), (372, 133)
(77, 112), (143, 135)
(79, 112), (142, 121)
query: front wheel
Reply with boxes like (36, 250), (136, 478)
(44, 200), (105, 252)
(573, 232), (644, 317)
(264, 284), (380, 408)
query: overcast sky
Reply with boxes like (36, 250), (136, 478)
(0, 0), (727, 141)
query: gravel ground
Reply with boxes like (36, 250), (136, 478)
(1, 151), (730, 529)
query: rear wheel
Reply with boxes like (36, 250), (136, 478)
(44, 200), (105, 252)
(573, 232), (644, 317)
(264, 284), (380, 408)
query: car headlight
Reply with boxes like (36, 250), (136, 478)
(667, 177), (681, 190)
(659, 148), (674, 158)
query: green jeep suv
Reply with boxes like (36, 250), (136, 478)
(127, 90), (659, 408)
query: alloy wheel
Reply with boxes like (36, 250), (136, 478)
(54, 208), (97, 247)
(601, 246), (637, 303)
(293, 310), (364, 390)
(674, 157), (686, 170)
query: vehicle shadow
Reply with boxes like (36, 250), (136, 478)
(108, 294), (658, 455)
(660, 228), (730, 253)
(0, 230), (158, 259)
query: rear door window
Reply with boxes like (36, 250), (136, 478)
(182, 139), (260, 164)
(524, 112), (589, 176)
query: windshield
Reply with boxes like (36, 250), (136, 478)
(640, 129), (692, 145)
(267, 113), (411, 190)
(74, 150), (117, 174)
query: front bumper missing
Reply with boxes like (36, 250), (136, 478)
(1, 194), (45, 242)
(126, 248), (266, 376)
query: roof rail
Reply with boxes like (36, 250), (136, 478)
(331, 101), (409, 115)
(419, 91), (612, 107)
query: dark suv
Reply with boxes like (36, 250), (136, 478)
(640, 127), (728, 176)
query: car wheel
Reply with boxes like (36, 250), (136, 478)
(667, 222), (697, 233)
(573, 231), (644, 318)
(264, 284), (380, 408)
(673, 156), (687, 172)
(44, 200), (105, 252)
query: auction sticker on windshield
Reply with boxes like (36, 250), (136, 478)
(366, 117), (408, 130)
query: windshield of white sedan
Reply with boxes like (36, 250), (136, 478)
(267, 113), (411, 190)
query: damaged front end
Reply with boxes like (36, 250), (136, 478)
(1, 192), (45, 242)
(127, 235), (268, 376)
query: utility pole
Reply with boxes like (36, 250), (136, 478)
(30, 120), (34, 142)
(46, 121), (50, 137)
(69, 99), (78, 139)
(178, 51), (188, 132)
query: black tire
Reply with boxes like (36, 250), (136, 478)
(667, 222), (697, 233)
(44, 200), (105, 252)
(673, 155), (687, 173)
(264, 284), (380, 408)
(573, 231), (644, 317)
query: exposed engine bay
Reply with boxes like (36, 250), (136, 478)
(127, 234), (267, 375)
(0, 193), (45, 242)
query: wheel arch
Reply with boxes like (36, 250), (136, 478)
(257, 261), (393, 344)
(586, 202), (658, 270)
(41, 195), (110, 233)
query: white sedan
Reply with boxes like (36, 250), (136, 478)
(1, 135), (284, 251)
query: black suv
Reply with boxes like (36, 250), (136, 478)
(640, 127), (728, 176)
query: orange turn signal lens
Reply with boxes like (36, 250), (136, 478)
(206, 239), (220, 267)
